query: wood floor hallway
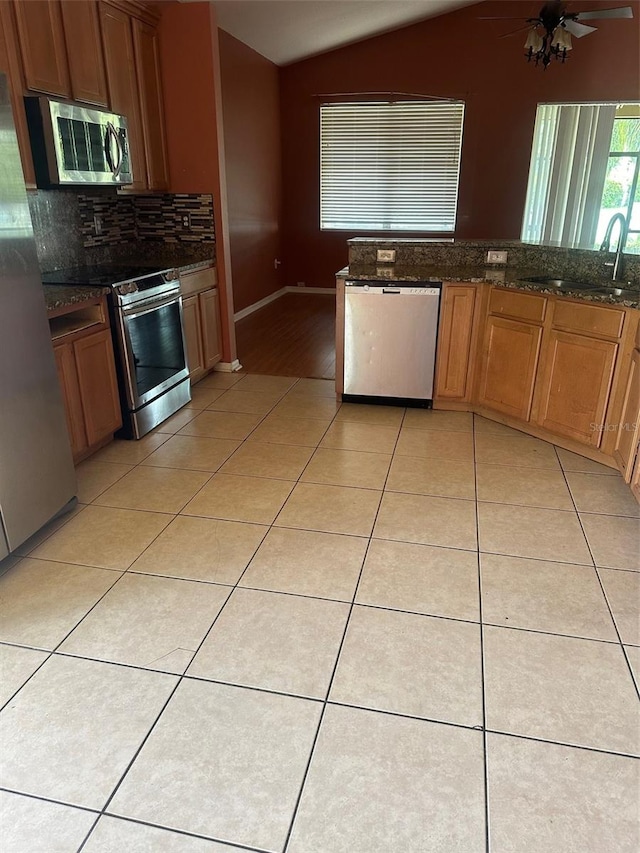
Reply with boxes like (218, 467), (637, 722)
(235, 292), (336, 379)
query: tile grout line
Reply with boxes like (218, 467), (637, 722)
(4, 386), (638, 850)
(279, 403), (407, 852)
(75, 377), (337, 852)
(473, 414), (491, 853)
(554, 445), (640, 702)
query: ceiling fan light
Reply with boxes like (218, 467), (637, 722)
(524, 28), (543, 51)
(552, 26), (572, 51)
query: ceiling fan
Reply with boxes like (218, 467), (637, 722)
(480, 2), (634, 68)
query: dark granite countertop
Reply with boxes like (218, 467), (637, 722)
(44, 284), (111, 312)
(337, 265), (640, 309)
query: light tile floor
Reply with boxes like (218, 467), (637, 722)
(1, 371), (639, 852)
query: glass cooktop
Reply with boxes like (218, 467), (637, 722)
(41, 264), (175, 287)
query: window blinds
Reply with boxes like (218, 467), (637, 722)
(521, 103), (616, 247)
(320, 101), (465, 232)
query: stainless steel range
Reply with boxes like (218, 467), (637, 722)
(42, 265), (191, 438)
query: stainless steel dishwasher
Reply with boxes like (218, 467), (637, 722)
(343, 280), (442, 405)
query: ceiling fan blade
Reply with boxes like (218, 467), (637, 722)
(563, 19), (598, 36)
(500, 24), (536, 38)
(574, 6), (634, 20)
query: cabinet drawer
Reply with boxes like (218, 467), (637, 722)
(180, 266), (217, 297)
(552, 300), (625, 339)
(489, 288), (547, 323)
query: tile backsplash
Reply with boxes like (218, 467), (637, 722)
(28, 190), (215, 271)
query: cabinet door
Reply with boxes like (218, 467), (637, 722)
(60, 0), (108, 105)
(13, 0), (70, 96)
(100, 2), (147, 191)
(0, 2), (35, 186)
(199, 288), (222, 370)
(73, 329), (122, 446)
(53, 341), (87, 458)
(613, 349), (640, 479)
(536, 330), (618, 447)
(630, 449), (640, 503)
(132, 18), (168, 191)
(182, 295), (205, 382)
(435, 285), (476, 400)
(477, 316), (542, 421)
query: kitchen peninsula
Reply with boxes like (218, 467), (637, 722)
(337, 238), (640, 500)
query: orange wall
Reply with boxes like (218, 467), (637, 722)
(219, 31), (283, 313)
(280, 0), (640, 289)
(158, 2), (237, 362)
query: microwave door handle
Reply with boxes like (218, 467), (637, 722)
(104, 123), (116, 173)
(104, 123), (123, 178)
(113, 127), (123, 178)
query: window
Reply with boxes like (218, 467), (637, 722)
(320, 101), (465, 232)
(521, 102), (640, 253)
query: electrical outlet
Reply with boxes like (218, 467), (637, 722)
(296, 281), (306, 287)
(182, 214), (192, 228)
(93, 214), (102, 235)
(376, 248), (396, 263)
(486, 250), (508, 264)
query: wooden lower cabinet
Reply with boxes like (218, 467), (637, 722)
(182, 294), (205, 382)
(535, 330), (618, 448)
(180, 266), (221, 383)
(613, 348), (640, 479)
(53, 327), (121, 461)
(53, 342), (86, 458)
(182, 289), (222, 382)
(199, 288), (222, 369)
(435, 285), (477, 401)
(630, 451), (640, 501)
(477, 315), (542, 421)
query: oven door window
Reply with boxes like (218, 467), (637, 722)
(124, 300), (187, 406)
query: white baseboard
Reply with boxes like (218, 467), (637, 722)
(285, 286), (336, 295)
(214, 359), (243, 373)
(233, 288), (287, 322)
(233, 285), (336, 322)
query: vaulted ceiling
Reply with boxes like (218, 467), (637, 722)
(212, 0), (480, 65)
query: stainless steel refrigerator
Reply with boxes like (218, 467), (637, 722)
(0, 72), (76, 558)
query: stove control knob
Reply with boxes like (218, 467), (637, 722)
(117, 281), (137, 295)
(165, 269), (178, 281)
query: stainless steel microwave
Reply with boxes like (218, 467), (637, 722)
(25, 98), (133, 187)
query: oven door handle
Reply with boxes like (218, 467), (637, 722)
(121, 293), (182, 318)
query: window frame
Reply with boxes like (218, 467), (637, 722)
(319, 99), (465, 234)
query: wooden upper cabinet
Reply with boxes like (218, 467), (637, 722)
(132, 18), (168, 190)
(0, 2), (35, 186)
(535, 330), (618, 447)
(13, 0), (70, 97)
(435, 285), (477, 401)
(477, 315), (543, 421)
(60, 0), (108, 105)
(100, 2), (146, 191)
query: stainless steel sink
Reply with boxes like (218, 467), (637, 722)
(519, 276), (600, 291)
(588, 286), (640, 301)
